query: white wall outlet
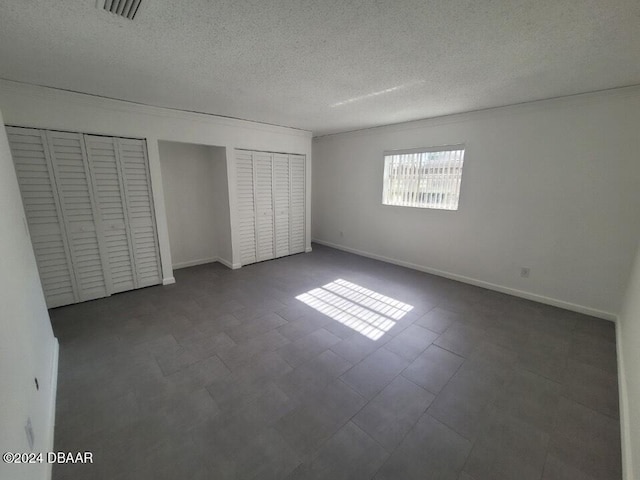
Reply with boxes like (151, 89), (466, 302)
(339, 231), (344, 238)
(520, 267), (531, 278)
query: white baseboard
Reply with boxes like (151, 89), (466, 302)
(305, 246), (313, 253)
(172, 257), (218, 270)
(162, 276), (176, 285)
(217, 257), (234, 269)
(172, 256), (239, 270)
(616, 323), (633, 480)
(312, 238), (616, 321)
(46, 337), (59, 480)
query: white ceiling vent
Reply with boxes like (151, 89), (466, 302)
(97, 0), (142, 20)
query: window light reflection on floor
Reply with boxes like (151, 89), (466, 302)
(296, 279), (413, 340)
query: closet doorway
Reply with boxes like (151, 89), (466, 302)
(158, 141), (232, 270)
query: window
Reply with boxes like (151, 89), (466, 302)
(382, 145), (465, 210)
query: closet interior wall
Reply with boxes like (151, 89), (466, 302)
(158, 141), (232, 270)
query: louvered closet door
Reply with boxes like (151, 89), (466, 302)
(236, 150), (257, 265)
(6, 127), (78, 308)
(46, 131), (110, 302)
(289, 154), (305, 254)
(254, 151), (275, 262)
(118, 138), (162, 287)
(85, 135), (137, 293)
(272, 154), (290, 258)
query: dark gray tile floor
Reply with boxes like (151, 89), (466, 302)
(50, 244), (622, 480)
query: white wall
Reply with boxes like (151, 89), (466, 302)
(158, 141), (233, 270)
(0, 109), (58, 480)
(0, 80), (312, 283)
(159, 141), (218, 269)
(618, 241), (640, 480)
(312, 87), (640, 318)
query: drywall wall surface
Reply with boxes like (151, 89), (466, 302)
(159, 141), (218, 268)
(312, 88), (640, 317)
(211, 146), (233, 267)
(0, 109), (58, 480)
(0, 80), (312, 283)
(618, 241), (640, 480)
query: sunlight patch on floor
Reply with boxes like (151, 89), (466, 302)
(296, 279), (413, 340)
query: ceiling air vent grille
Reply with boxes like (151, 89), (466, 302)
(99, 0), (142, 20)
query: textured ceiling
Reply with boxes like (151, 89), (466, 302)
(0, 0), (639, 135)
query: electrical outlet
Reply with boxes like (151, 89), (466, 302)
(520, 267), (531, 278)
(25, 417), (34, 451)
(339, 231), (344, 238)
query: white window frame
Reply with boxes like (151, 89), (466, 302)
(382, 144), (465, 211)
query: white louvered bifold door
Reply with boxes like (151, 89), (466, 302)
(236, 150), (257, 266)
(272, 154), (290, 258)
(46, 131), (110, 302)
(85, 135), (137, 293)
(117, 138), (162, 288)
(289, 154), (305, 254)
(253, 152), (275, 262)
(6, 127), (79, 308)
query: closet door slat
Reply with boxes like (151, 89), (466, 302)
(272, 153), (290, 258)
(118, 138), (162, 287)
(236, 150), (257, 266)
(7, 127), (78, 307)
(85, 135), (137, 293)
(289, 154), (305, 255)
(253, 151), (275, 262)
(47, 130), (110, 302)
